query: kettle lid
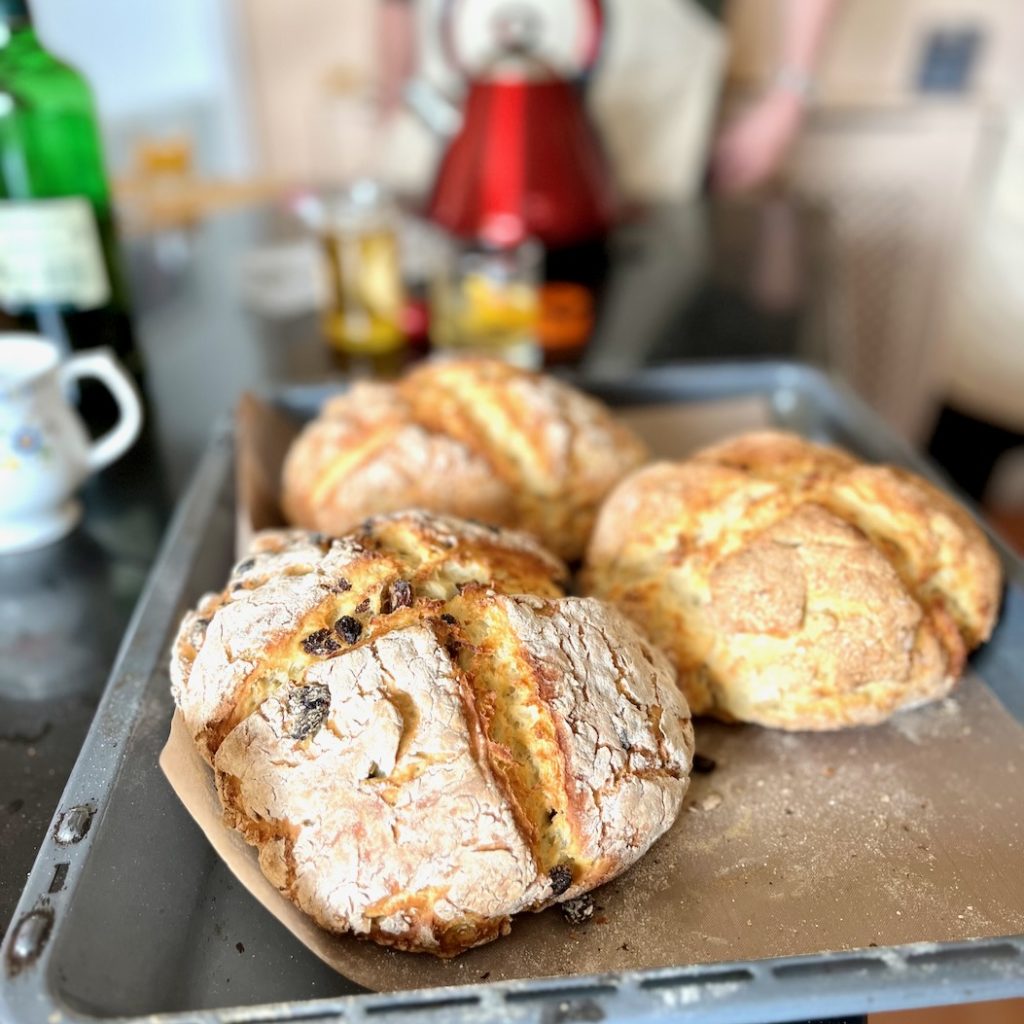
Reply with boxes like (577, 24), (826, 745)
(441, 0), (605, 83)
(477, 7), (558, 82)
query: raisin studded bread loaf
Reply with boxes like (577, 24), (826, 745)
(171, 512), (693, 956)
(281, 358), (648, 561)
(584, 431), (1001, 731)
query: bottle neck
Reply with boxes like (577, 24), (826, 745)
(0, 21), (33, 53)
(0, 0), (31, 41)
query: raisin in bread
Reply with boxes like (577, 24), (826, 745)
(171, 511), (693, 956)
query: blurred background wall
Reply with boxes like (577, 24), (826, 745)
(23, 0), (1024, 458)
(729, 0), (1024, 442)
(30, 0), (253, 176)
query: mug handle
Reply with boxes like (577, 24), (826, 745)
(58, 348), (143, 472)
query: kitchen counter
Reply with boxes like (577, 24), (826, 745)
(0, 197), (833, 933)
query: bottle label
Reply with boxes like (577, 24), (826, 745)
(0, 198), (111, 310)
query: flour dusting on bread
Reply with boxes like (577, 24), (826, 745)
(171, 512), (693, 956)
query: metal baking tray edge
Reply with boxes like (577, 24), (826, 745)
(3, 361), (1023, 1024)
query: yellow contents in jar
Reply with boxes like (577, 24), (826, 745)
(321, 226), (406, 355)
(432, 271), (538, 352)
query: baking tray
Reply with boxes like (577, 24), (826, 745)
(3, 362), (1023, 1023)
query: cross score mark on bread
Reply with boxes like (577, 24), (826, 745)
(171, 512), (693, 956)
(281, 359), (649, 561)
(584, 431), (1002, 731)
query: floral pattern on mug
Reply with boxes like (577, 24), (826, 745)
(4, 424), (53, 468)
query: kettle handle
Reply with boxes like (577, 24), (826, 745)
(439, 0), (605, 81)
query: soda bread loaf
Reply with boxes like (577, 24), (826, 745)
(584, 431), (1002, 731)
(281, 359), (648, 561)
(171, 512), (693, 956)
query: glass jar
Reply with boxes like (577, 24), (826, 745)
(319, 180), (406, 356)
(429, 238), (541, 366)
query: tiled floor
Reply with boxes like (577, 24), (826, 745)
(873, 999), (1023, 1023)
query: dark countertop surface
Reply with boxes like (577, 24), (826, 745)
(0, 198), (833, 934)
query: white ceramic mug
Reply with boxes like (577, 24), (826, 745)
(0, 333), (143, 553)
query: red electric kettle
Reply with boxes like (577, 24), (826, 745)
(415, 0), (618, 248)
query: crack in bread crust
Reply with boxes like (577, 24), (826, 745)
(173, 512), (566, 762)
(445, 591), (577, 881)
(171, 514), (693, 956)
(584, 431), (1002, 731)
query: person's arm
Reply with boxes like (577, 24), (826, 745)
(773, 0), (839, 92)
(711, 0), (841, 195)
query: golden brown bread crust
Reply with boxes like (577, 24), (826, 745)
(583, 430), (1002, 730)
(281, 359), (648, 561)
(172, 511), (568, 763)
(171, 512), (693, 956)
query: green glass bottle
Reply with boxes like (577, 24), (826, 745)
(0, 0), (141, 429)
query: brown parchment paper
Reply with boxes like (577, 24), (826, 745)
(161, 393), (1024, 993)
(234, 392), (301, 555)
